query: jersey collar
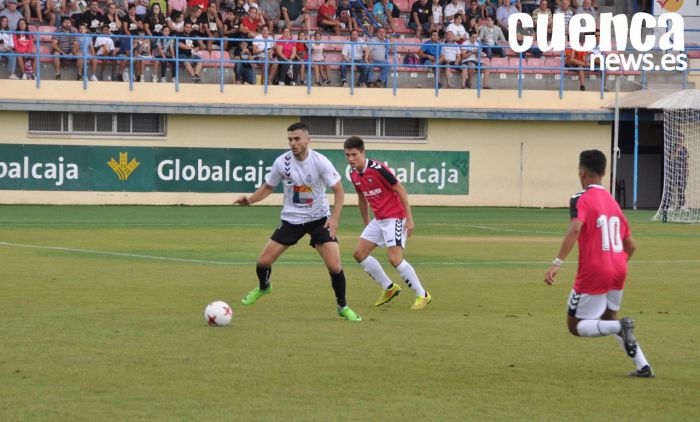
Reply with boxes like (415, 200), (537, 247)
(357, 159), (369, 175)
(587, 184), (605, 190)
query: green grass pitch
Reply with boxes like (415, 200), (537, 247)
(0, 206), (698, 421)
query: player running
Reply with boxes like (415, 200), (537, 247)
(544, 150), (654, 377)
(234, 122), (361, 322)
(344, 136), (431, 310)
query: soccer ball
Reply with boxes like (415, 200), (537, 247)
(204, 301), (233, 327)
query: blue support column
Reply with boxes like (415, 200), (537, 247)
(633, 107), (639, 210)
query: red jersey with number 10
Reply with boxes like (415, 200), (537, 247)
(570, 184), (631, 294)
(350, 159), (406, 220)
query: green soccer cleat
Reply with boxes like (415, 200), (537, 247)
(241, 286), (272, 305)
(337, 306), (362, 322)
(374, 283), (402, 307)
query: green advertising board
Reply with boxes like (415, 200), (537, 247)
(0, 145), (469, 195)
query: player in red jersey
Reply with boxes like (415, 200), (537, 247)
(344, 136), (431, 310)
(544, 150), (654, 377)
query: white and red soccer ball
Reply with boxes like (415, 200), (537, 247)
(204, 301), (233, 327)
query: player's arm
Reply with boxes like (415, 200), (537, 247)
(234, 183), (275, 205)
(357, 193), (370, 226)
(325, 181), (344, 238)
(544, 219), (582, 285)
(390, 182), (414, 236)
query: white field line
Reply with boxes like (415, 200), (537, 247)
(1, 240), (700, 267)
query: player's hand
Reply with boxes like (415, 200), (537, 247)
(544, 265), (560, 285)
(325, 217), (338, 238)
(406, 218), (414, 237)
(234, 195), (251, 206)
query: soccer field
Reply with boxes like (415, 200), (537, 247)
(1, 206), (698, 421)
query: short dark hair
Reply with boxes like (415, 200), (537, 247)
(287, 122), (309, 133)
(344, 136), (365, 151)
(579, 150), (606, 176)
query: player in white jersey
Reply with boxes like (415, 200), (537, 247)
(234, 122), (362, 321)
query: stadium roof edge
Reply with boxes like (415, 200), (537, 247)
(0, 101), (614, 121)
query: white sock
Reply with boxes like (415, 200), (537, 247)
(576, 320), (621, 337)
(614, 335), (650, 370)
(395, 260), (426, 297)
(359, 256), (394, 289)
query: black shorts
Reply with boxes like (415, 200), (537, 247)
(271, 217), (337, 247)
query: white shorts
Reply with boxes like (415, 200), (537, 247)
(567, 289), (623, 320)
(360, 218), (407, 249)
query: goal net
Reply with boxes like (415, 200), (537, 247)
(653, 108), (700, 223)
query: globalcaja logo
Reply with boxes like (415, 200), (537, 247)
(108, 152), (140, 181)
(508, 12), (687, 73)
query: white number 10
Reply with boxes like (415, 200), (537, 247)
(596, 215), (623, 252)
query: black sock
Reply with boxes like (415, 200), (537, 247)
(330, 270), (347, 308)
(256, 264), (271, 290)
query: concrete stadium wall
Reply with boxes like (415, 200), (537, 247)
(0, 111), (611, 207)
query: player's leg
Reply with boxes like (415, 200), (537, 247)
(354, 236), (401, 306)
(566, 291), (619, 337)
(311, 221), (361, 321)
(382, 219), (430, 309)
(603, 291), (654, 377)
(241, 222), (300, 305)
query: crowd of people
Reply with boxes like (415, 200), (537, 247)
(0, 0), (610, 86)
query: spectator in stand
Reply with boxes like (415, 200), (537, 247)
(13, 19), (35, 79)
(223, 10), (241, 50)
(362, 26), (391, 88)
(168, 0), (186, 15)
(477, 15), (504, 57)
(177, 21), (204, 82)
(430, 0), (443, 34)
(145, 3), (166, 40)
(134, 0), (149, 20)
(120, 4), (142, 81)
(133, 29), (154, 82)
(444, 0), (465, 25)
(373, 0), (397, 36)
(233, 39), (256, 83)
(465, 15), (478, 36)
(576, 0), (596, 20)
(460, 30), (489, 88)
(564, 38), (587, 90)
(294, 30), (308, 83)
(479, 0), (497, 20)
(203, 2), (223, 51)
(0, 15), (19, 79)
(335, 0), (355, 32)
(275, 26), (297, 85)
(409, 0), (431, 38)
(75, 22), (97, 79)
(67, 0), (86, 26)
(229, 0), (248, 19)
(464, 0), (479, 23)
(318, 0), (341, 35)
(446, 13), (466, 42)
(252, 24), (277, 84)
(532, 0), (551, 39)
(496, 0), (518, 38)
(0, 0), (23, 31)
(417, 29), (440, 65)
(515, 18), (542, 57)
(188, 0), (207, 13)
(51, 16), (77, 80)
(94, 24), (117, 80)
(555, 0), (574, 32)
(339, 28), (364, 86)
(441, 29), (460, 88)
(244, 0), (260, 13)
(310, 30), (329, 85)
(81, 1), (105, 33)
(258, 0), (280, 34)
(520, 0), (538, 14)
(167, 9), (184, 32)
(185, 5), (207, 50)
(105, 3), (122, 57)
(154, 25), (174, 81)
(278, 0), (310, 32)
(241, 6), (265, 39)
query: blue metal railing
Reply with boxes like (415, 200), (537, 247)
(0, 30), (696, 98)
